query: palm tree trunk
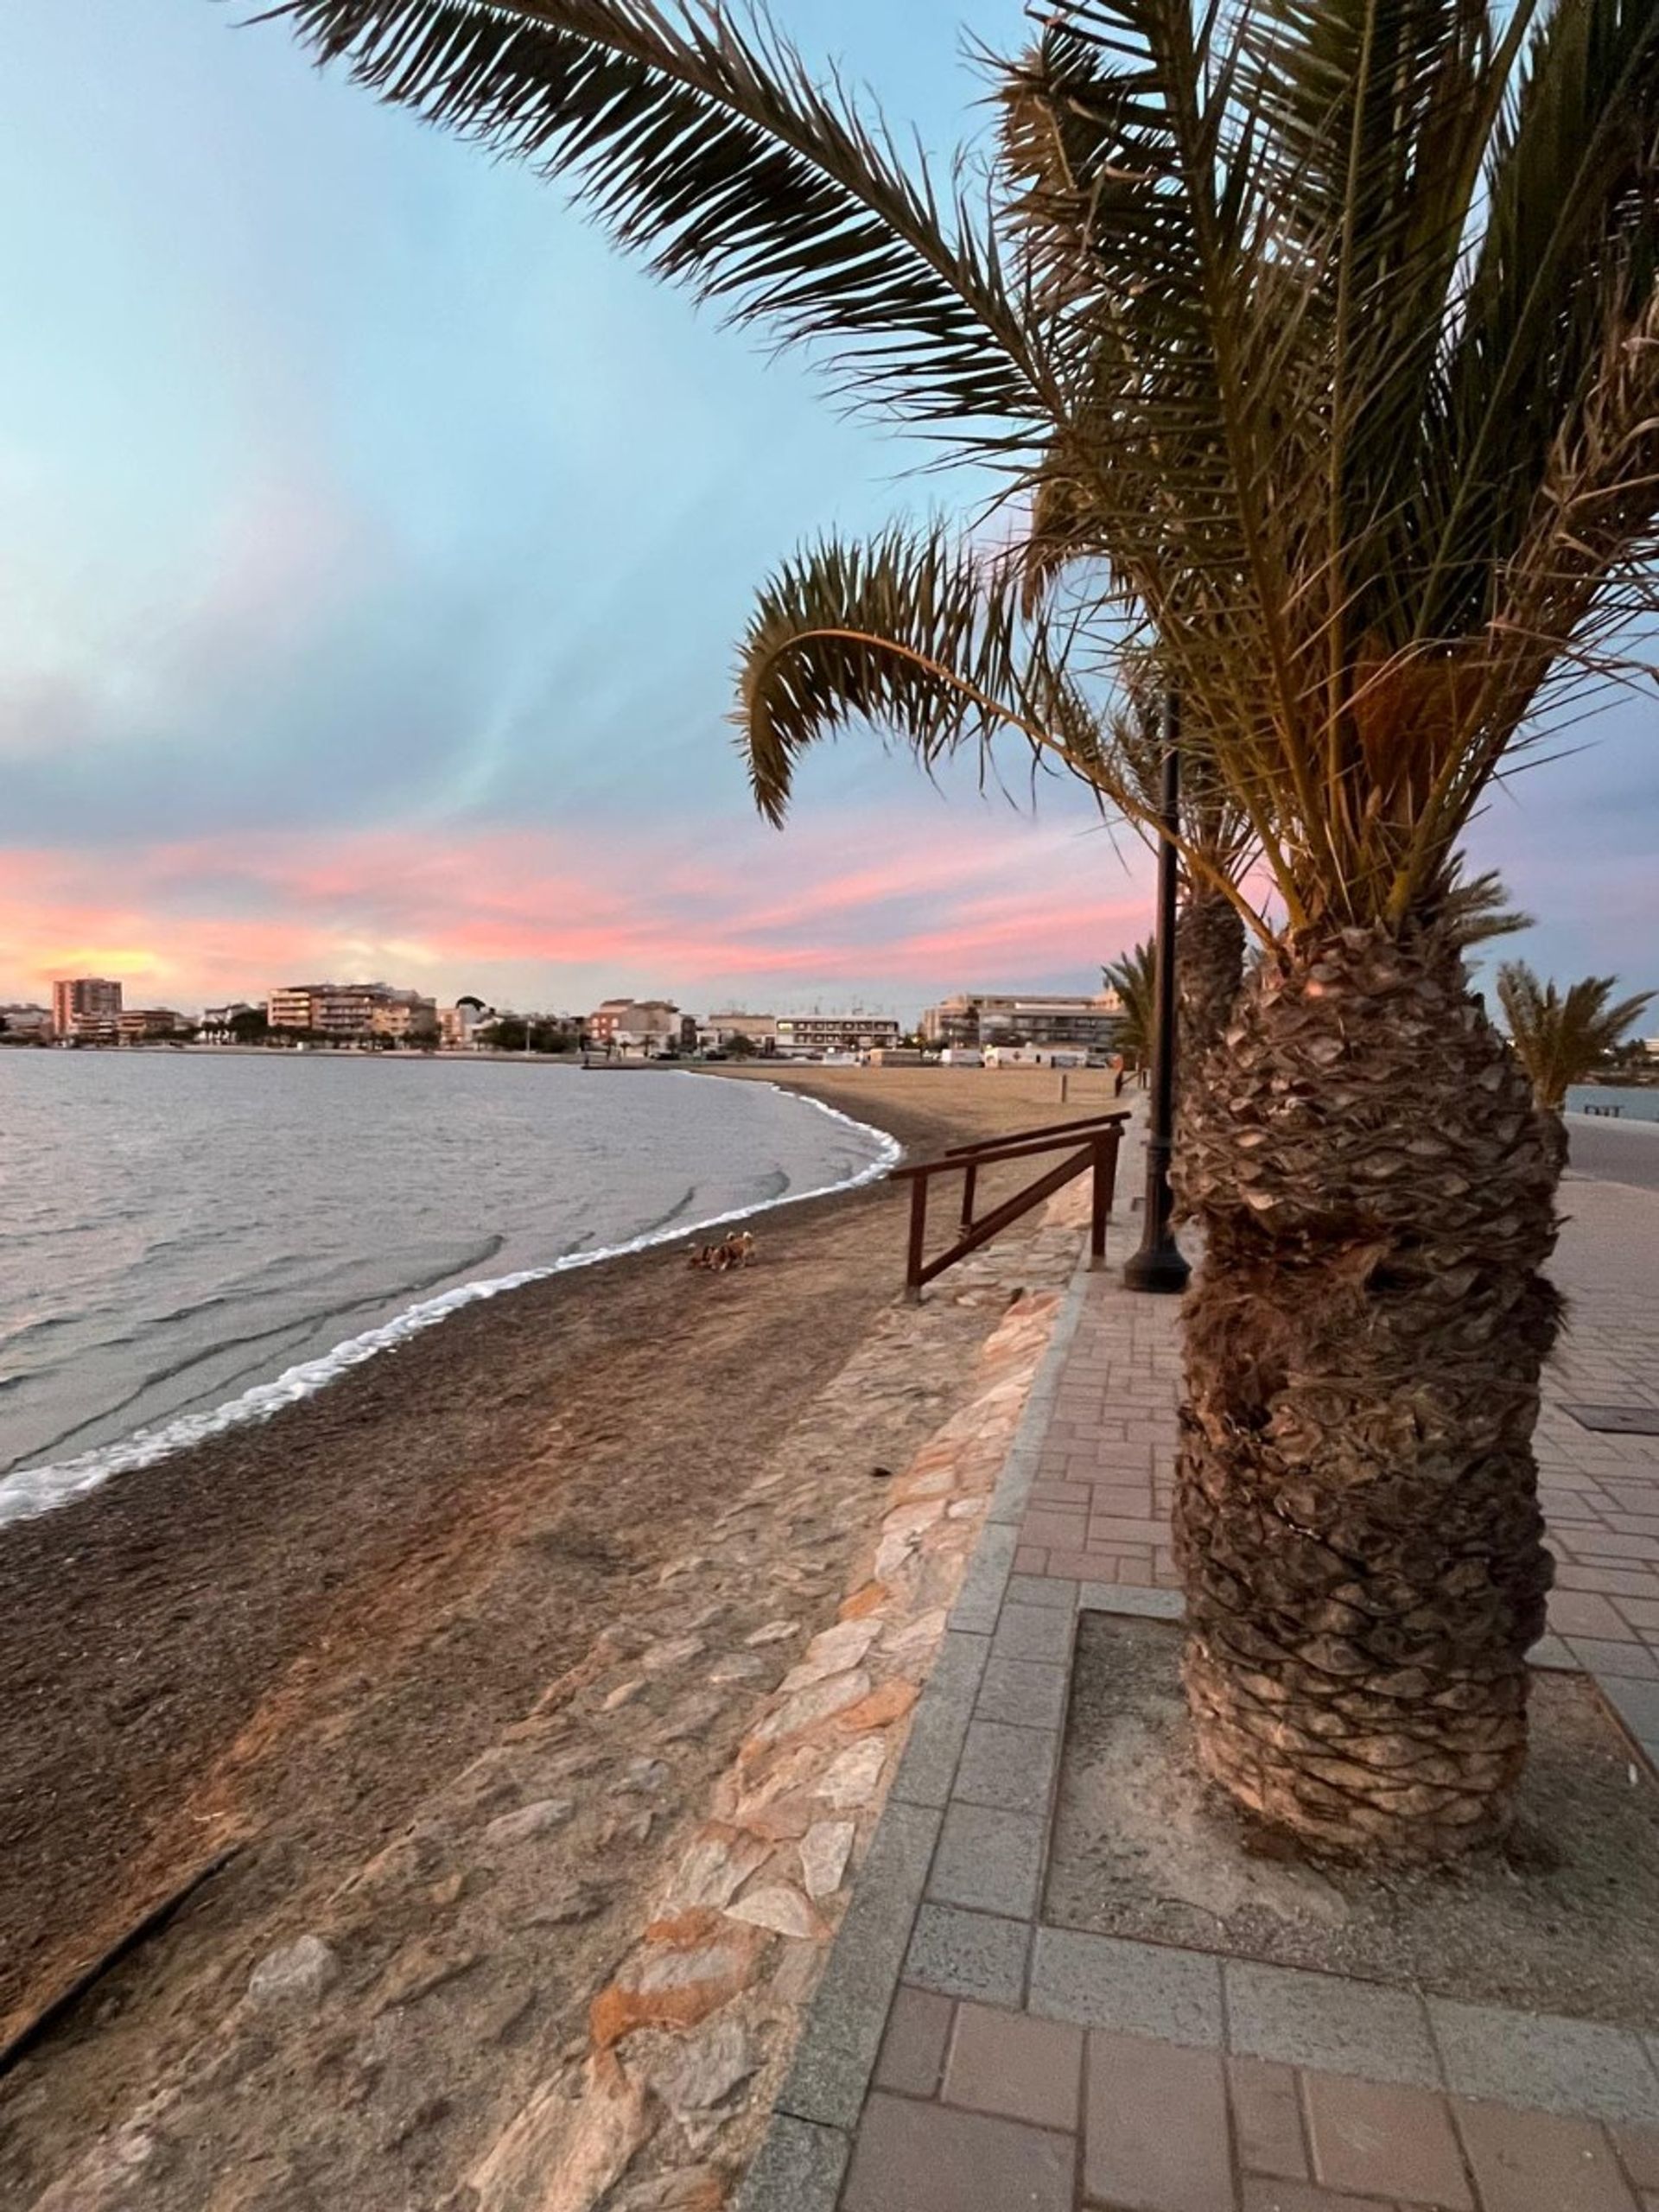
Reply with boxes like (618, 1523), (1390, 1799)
(1173, 919), (1562, 1862)
(1177, 888), (1246, 1067)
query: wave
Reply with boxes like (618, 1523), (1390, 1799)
(0, 1080), (900, 1529)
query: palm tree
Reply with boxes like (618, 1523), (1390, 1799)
(1103, 941), (1157, 1071)
(269, 0), (1659, 1860)
(1497, 963), (1655, 1114)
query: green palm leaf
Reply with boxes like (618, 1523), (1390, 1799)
(1497, 961), (1655, 1109)
(264, 0), (1046, 431)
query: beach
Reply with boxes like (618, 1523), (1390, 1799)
(0, 1065), (1121, 2207)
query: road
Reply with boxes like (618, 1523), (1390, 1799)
(1564, 1112), (1659, 1192)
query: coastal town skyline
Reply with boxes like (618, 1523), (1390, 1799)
(3, 0), (1656, 1019)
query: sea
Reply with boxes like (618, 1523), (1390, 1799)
(1566, 1083), (1659, 1122)
(0, 1052), (895, 1524)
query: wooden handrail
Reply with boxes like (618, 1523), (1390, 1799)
(894, 1117), (1125, 1302)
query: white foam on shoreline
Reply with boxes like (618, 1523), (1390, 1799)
(0, 1077), (901, 1530)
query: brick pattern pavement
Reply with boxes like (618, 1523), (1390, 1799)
(738, 1163), (1659, 2210)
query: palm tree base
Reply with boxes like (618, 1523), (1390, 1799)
(1173, 920), (1562, 1863)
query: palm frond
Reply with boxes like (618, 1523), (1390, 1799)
(262, 0), (1046, 432)
(737, 521), (1123, 826)
(1103, 938), (1157, 1063)
(1496, 959), (1656, 1109)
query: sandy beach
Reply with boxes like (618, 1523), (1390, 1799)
(0, 1065), (1122, 2207)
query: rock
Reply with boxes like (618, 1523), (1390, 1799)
(708, 1651), (769, 1683)
(882, 1607), (950, 1658)
(664, 1824), (772, 1913)
(742, 1669), (872, 1753)
(798, 1820), (855, 1900)
(376, 1942), (482, 2012)
(614, 2167), (728, 2212)
(602, 1678), (646, 1710)
(590, 1912), (763, 2050)
(837, 1581), (889, 1623)
(470, 2056), (648, 2212)
(525, 1879), (609, 1927)
(724, 1883), (827, 1941)
(484, 1799), (575, 1846)
(645, 2012), (760, 2136)
(744, 1619), (801, 1647)
(836, 1679), (919, 1733)
(614, 1757), (671, 1796)
(816, 1738), (888, 1810)
(779, 1619), (882, 1692)
(247, 1935), (339, 2008)
(659, 1692), (731, 1742)
(767, 1939), (823, 2007)
(643, 1635), (707, 1675)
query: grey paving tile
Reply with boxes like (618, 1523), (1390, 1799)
(975, 1656), (1068, 1729)
(991, 1601), (1077, 1665)
(1601, 1673), (1659, 1752)
(734, 2113), (849, 2212)
(1005, 1574), (1077, 1611)
(1429, 1997), (1659, 2124)
(927, 1802), (1046, 1919)
(1528, 1633), (1583, 1671)
(953, 1717), (1060, 1815)
(842, 2093), (1073, 2212)
(1224, 1960), (1440, 2087)
(1077, 1580), (1184, 1619)
(873, 1986), (954, 2098)
(777, 1799), (941, 2130)
(950, 1522), (1019, 1634)
(888, 1631), (988, 1809)
(1029, 1927), (1223, 2046)
(906, 1906), (1031, 2006)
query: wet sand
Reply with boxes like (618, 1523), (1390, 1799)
(0, 1065), (1119, 2200)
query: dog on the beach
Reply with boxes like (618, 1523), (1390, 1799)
(685, 1230), (758, 1273)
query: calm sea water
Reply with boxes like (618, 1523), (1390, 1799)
(1566, 1084), (1659, 1123)
(0, 1053), (893, 1521)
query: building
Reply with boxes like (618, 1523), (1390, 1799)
(919, 991), (1124, 1055)
(117, 1007), (191, 1043)
(439, 1000), (492, 1050)
(587, 998), (683, 1053)
(702, 1011), (780, 1053)
(772, 1014), (903, 1058)
(52, 976), (123, 1040)
(0, 1002), (52, 1041)
(266, 982), (434, 1042)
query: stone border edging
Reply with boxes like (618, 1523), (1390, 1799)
(734, 1253), (1099, 2212)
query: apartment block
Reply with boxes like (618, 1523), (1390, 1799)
(52, 976), (123, 1039)
(919, 990), (1124, 1053)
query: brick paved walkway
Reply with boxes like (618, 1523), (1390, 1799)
(740, 1147), (1659, 2212)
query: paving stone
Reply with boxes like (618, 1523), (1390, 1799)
(1084, 2029), (1232, 2212)
(950, 1524), (1020, 1634)
(1428, 1999), (1659, 2124)
(974, 1656), (1068, 1729)
(927, 1802), (1046, 1919)
(1225, 1960), (1440, 2087)
(1603, 1675), (1659, 1758)
(887, 1631), (987, 1809)
(1551, 1591), (1637, 1639)
(1529, 1633), (1583, 1671)
(1453, 2098), (1639, 2212)
(906, 1906), (1030, 2006)
(943, 2002), (1084, 2133)
(873, 1986), (954, 2098)
(733, 2114), (849, 2212)
(1228, 2055), (1309, 2179)
(1615, 2124), (1659, 2190)
(1238, 2181), (1391, 2212)
(1076, 1580), (1184, 1619)
(842, 2093), (1072, 2212)
(990, 1602), (1077, 1665)
(1571, 1637), (1659, 1678)
(1302, 2071), (1472, 2209)
(1029, 1927), (1223, 2045)
(1006, 1574), (1078, 1611)
(953, 1717), (1060, 1815)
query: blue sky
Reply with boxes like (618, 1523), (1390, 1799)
(0, 0), (1652, 1019)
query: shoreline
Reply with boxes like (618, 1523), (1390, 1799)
(0, 1068), (1119, 2142)
(0, 1071), (900, 1529)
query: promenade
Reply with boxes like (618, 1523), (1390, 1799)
(741, 1135), (1659, 2212)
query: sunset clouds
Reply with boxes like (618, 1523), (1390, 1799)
(2, 0), (1654, 1020)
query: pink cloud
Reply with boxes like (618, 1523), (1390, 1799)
(0, 809), (1154, 1014)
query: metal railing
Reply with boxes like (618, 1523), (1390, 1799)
(887, 1111), (1129, 1301)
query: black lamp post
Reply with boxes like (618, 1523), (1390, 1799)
(1122, 692), (1191, 1294)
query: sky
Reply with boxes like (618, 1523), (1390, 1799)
(0, 2), (1653, 1022)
